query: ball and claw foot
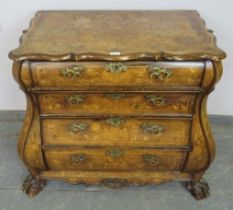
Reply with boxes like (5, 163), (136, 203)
(23, 175), (46, 197)
(185, 178), (209, 200)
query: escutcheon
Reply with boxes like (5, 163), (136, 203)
(66, 95), (85, 105)
(68, 123), (89, 133)
(145, 95), (166, 105)
(106, 93), (127, 100)
(106, 117), (125, 127)
(107, 148), (124, 158)
(70, 154), (87, 164)
(141, 123), (165, 134)
(61, 65), (85, 78)
(148, 66), (171, 80)
(142, 154), (160, 167)
(105, 63), (127, 73)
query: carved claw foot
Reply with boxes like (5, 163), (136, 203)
(23, 175), (46, 197)
(185, 178), (209, 200)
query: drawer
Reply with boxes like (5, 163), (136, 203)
(43, 118), (190, 147)
(45, 148), (186, 171)
(31, 61), (204, 88)
(39, 92), (196, 115)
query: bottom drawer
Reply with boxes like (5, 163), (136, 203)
(45, 148), (186, 171)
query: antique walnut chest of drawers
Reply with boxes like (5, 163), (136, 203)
(9, 11), (226, 199)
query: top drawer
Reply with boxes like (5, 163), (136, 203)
(30, 61), (204, 89)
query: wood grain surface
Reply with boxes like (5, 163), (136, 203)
(10, 11), (226, 199)
(30, 61), (204, 88)
(39, 92), (196, 115)
(42, 118), (191, 147)
(45, 148), (186, 171)
(9, 11), (226, 61)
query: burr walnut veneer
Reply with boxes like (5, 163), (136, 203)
(9, 10), (226, 199)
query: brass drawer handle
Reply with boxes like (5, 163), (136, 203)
(145, 95), (166, 105)
(68, 123), (89, 133)
(106, 117), (125, 127)
(105, 63), (127, 73)
(148, 66), (171, 80)
(102, 178), (128, 189)
(107, 148), (124, 158)
(142, 154), (160, 166)
(70, 154), (86, 164)
(61, 65), (85, 78)
(141, 123), (165, 134)
(106, 93), (127, 100)
(66, 95), (85, 105)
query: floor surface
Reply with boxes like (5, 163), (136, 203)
(0, 112), (232, 210)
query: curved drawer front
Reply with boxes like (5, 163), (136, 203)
(45, 148), (186, 171)
(31, 61), (204, 88)
(43, 118), (190, 147)
(39, 92), (196, 115)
